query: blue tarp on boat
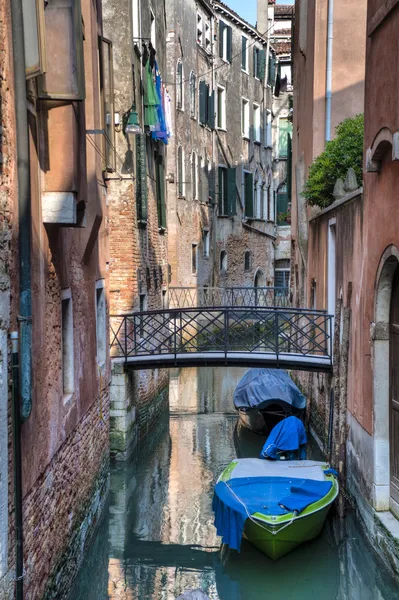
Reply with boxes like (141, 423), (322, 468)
(233, 369), (306, 412)
(213, 476), (332, 552)
(260, 416), (307, 460)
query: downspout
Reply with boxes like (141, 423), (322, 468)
(325, 0), (334, 142)
(211, 13), (217, 287)
(10, 0), (33, 421)
(11, 332), (23, 600)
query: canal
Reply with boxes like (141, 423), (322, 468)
(71, 367), (398, 599)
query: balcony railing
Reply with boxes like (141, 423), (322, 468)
(168, 286), (289, 309)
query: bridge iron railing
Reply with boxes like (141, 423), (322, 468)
(110, 306), (333, 371)
(168, 286), (289, 309)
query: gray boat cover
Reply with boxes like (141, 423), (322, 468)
(233, 368), (306, 412)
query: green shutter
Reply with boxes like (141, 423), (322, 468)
(277, 190), (289, 224)
(227, 167), (237, 216)
(279, 118), (292, 158)
(199, 80), (206, 124)
(268, 54), (276, 86)
(208, 90), (215, 129)
(218, 167), (224, 214)
(226, 26), (232, 62)
(245, 173), (254, 218)
(287, 133), (292, 203)
(156, 154), (166, 229)
(219, 21), (225, 57)
(258, 49), (266, 80)
(241, 37), (247, 70)
(136, 134), (147, 223)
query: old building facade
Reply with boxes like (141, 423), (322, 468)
(1, 0), (111, 597)
(103, 0), (170, 457)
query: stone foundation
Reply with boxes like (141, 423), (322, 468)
(110, 364), (169, 459)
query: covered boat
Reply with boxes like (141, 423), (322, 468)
(233, 368), (306, 434)
(213, 418), (338, 560)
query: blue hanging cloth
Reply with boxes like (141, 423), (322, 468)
(260, 416), (307, 460)
(151, 60), (169, 144)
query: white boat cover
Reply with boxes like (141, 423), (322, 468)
(225, 458), (328, 482)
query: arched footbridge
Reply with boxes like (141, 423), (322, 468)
(110, 303), (333, 373)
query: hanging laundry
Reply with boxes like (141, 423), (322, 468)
(151, 61), (169, 144)
(148, 42), (157, 71)
(143, 60), (160, 131)
(142, 43), (149, 67)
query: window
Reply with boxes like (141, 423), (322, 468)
(244, 171), (254, 218)
(244, 251), (251, 272)
(279, 117), (292, 158)
(192, 244), (198, 274)
(204, 22), (211, 52)
(95, 280), (106, 367)
(242, 99), (249, 138)
(277, 183), (289, 225)
(280, 62), (292, 88)
(155, 152), (166, 229)
(265, 110), (272, 148)
(177, 61), (183, 110)
(274, 259), (290, 291)
(253, 103), (261, 142)
(242, 36), (248, 71)
(253, 47), (266, 80)
(150, 9), (156, 48)
(177, 146), (185, 196)
(132, 0), (141, 44)
(61, 290), (74, 396)
(199, 80), (214, 128)
(218, 166), (237, 217)
(23, 0), (46, 77)
(219, 21), (232, 62)
(198, 156), (203, 203)
(38, 0), (85, 100)
(203, 230), (210, 258)
(220, 250), (227, 272)
(100, 38), (115, 171)
(261, 183), (267, 220)
(217, 86), (226, 130)
(254, 177), (262, 218)
(192, 152), (197, 200)
(190, 72), (197, 117)
(197, 13), (203, 45)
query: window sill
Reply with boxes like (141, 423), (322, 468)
(218, 214), (231, 218)
(217, 127), (227, 132)
(242, 135), (250, 141)
(63, 393), (74, 407)
(158, 227), (167, 234)
(241, 69), (249, 75)
(221, 57), (230, 65)
(191, 115), (197, 121)
(177, 107), (185, 113)
(254, 140), (261, 146)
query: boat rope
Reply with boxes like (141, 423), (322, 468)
(221, 480), (298, 536)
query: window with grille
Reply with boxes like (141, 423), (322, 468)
(274, 259), (290, 292)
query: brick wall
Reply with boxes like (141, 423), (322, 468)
(20, 390), (110, 600)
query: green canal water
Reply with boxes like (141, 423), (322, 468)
(70, 367), (399, 599)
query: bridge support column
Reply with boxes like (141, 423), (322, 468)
(110, 363), (137, 458)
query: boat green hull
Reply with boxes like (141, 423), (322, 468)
(243, 502), (333, 560)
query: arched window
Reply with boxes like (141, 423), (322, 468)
(192, 152), (197, 199)
(178, 146), (184, 196)
(190, 72), (196, 117)
(177, 61), (183, 110)
(220, 250), (227, 272)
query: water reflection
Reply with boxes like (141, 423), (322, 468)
(71, 367), (398, 600)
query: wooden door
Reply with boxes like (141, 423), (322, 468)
(390, 268), (399, 504)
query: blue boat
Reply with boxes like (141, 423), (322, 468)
(233, 368), (306, 434)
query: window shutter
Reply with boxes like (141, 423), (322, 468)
(253, 47), (257, 77)
(258, 49), (266, 80)
(245, 173), (254, 218)
(156, 154), (166, 229)
(226, 26), (232, 62)
(208, 90), (215, 129)
(136, 134), (148, 223)
(242, 37), (247, 70)
(208, 163), (215, 203)
(227, 168), (237, 216)
(218, 167), (224, 214)
(219, 21), (225, 57)
(199, 80), (206, 124)
(268, 54), (276, 86)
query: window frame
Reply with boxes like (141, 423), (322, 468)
(241, 35), (248, 73)
(218, 165), (228, 216)
(192, 152), (198, 200)
(95, 280), (107, 368)
(244, 251), (251, 272)
(220, 250), (228, 273)
(177, 60), (184, 110)
(241, 98), (250, 139)
(203, 229), (210, 258)
(190, 71), (197, 118)
(265, 110), (272, 148)
(177, 146), (185, 197)
(191, 243), (198, 274)
(217, 85), (226, 130)
(253, 102), (261, 143)
(278, 116), (291, 159)
(24, 0), (47, 78)
(244, 170), (254, 218)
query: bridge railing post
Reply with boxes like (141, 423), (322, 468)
(124, 316), (128, 363)
(133, 314), (137, 357)
(224, 309), (228, 358)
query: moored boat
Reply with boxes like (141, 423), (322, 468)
(213, 457), (339, 560)
(233, 368), (306, 434)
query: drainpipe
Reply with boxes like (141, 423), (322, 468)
(211, 13), (217, 287)
(325, 0), (334, 142)
(10, 0), (32, 421)
(11, 332), (23, 600)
